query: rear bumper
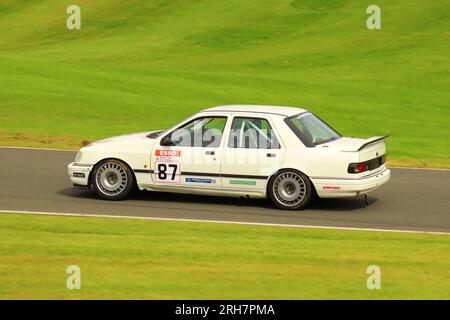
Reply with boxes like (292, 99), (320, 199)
(312, 168), (391, 198)
(67, 162), (93, 186)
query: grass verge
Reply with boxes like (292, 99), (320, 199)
(0, 213), (449, 299)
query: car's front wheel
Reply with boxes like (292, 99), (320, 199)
(268, 169), (313, 210)
(92, 159), (134, 200)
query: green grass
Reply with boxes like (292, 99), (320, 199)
(0, 0), (449, 167)
(0, 213), (449, 299)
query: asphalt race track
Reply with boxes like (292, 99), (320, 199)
(1, 147), (449, 233)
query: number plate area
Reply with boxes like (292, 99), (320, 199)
(154, 150), (181, 183)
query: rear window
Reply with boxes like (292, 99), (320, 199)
(285, 113), (341, 147)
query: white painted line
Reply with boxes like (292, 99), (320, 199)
(0, 209), (449, 235)
(0, 146), (76, 152)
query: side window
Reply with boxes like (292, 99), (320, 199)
(228, 117), (280, 149)
(161, 117), (226, 147)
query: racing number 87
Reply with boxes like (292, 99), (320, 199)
(157, 163), (179, 181)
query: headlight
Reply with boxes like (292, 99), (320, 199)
(75, 151), (83, 162)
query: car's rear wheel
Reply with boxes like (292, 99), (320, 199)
(92, 159), (134, 200)
(268, 169), (313, 210)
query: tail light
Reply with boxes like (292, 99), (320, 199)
(348, 162), (369, 173)
(348, 154), (386, 174)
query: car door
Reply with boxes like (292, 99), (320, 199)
(150, 115), (228, 190)
(221, 114), (285, 192)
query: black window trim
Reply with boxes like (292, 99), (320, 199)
(227, 115), (281, 150)
(160, 115), (228, 148)
(284, 112), (342, 148)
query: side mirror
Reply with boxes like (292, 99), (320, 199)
(161, 135), (175, 146)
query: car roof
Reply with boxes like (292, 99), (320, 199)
(201, 105), (308, 117)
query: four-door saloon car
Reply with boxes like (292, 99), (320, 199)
(68, 105), (390, 210)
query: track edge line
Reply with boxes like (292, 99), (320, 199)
(0, 209), (449, 235)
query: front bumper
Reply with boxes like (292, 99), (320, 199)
(312, 168), (391, 198)
(67, 162), (93, 186)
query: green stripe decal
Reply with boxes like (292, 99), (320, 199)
(229, 180), (257, 186)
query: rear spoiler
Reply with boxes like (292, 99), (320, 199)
(357, 135), (389, 151)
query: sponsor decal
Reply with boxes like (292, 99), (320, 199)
(186, 178), (216, 184)
(154, 149), (181, 183)
(322, 186), (341, 190)
(230, 180), (256, 186)
(73, 172), (85, 178)
(155, 150), (181, 157)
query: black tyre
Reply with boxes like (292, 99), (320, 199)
(268, 169), (313, 210)
(92, 159), (134, 200)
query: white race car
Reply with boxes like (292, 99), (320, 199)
(68, 105), (390, 210)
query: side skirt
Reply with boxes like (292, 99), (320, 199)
(140, 184), (266, 199)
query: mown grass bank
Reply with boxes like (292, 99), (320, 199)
(0, 213), (449, 299)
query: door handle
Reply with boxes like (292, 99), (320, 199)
(205, 151), (215, 155)
(266, 153), (276, 158)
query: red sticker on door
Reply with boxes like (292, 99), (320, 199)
(155, 150), (181, 157)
